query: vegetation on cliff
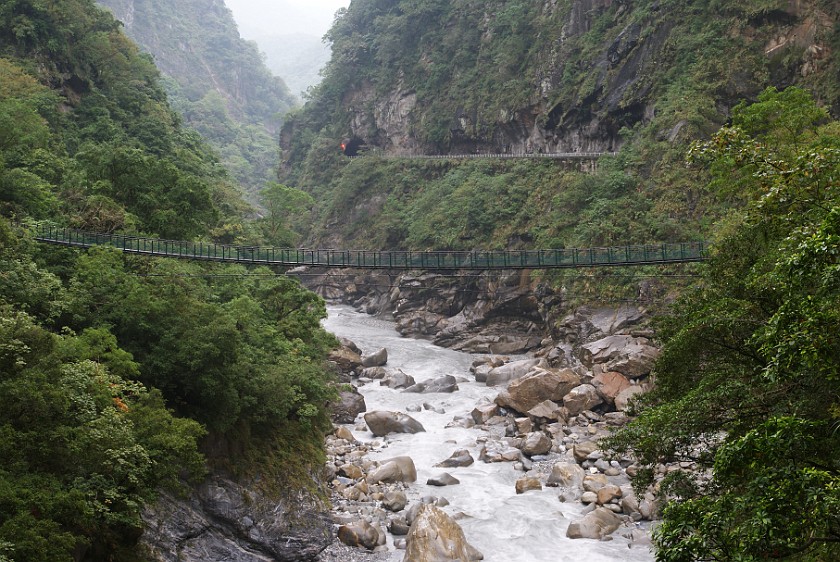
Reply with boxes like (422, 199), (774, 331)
(280, 0), (838, 253)
(96, 0), (297, 205)
(605, 88), (840, 561)
(0, 1), (335, 559)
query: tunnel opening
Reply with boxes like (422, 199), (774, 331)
(341, 137), (368, 156)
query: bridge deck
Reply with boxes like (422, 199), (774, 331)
(32, 225), (707, 270)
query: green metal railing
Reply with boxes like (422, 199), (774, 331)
(32, 224), (708, 270)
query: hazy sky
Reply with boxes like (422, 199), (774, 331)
(224, 0), (350, 38)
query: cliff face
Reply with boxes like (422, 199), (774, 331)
(97, 0), (296, 202)
(284, 0), (838, 160)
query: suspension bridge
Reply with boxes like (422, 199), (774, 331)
(32, 224), (708, 270)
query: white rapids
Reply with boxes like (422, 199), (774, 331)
(323, 304), (655, 562)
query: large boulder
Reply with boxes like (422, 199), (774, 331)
(380, 370), (416, 389)
(405, 375), (459, 394)
(495, 368), (581, 415)
(614, 385), (647, 411)
(519, 432), (552, 456)
(330, 388), (367, 424)
(566, 507), (622, 540)
(364, 411), (425, 436)
(471, 403), (500, 424)
(579, 335), (635, 368)
(403, 505), (483, 561)
(546, 462), (586, 489)
(526, 400), (566, 422)
(591, 371), (632, 405)
(338, 519), (381, 550)
(579, 336), (660, 379)
(383, 490), (408, 512)
(362, 347), (388, 367)
(485, 358), (541, 387)
(562, 384), (603, 416)
(605, 341), (660, 379)
(328, 346), (363, 373)
(368, 456), (418, 484)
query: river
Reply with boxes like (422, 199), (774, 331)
(323, 304), (654, 562)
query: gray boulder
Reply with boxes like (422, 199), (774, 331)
(405, 375), (459, 394)
(495, 368), (581, 415)
(362, 347), (388, 367)
(436, 449), (475, 468)
(368, 456), (418, 484)
(403, 505), (483, 561)
(380, 370), (416, 389)
(330, 388), (367, 424)
(566, 507), (622, 540)
(364, 411), (426, 436)
(485, 358), (541, 387)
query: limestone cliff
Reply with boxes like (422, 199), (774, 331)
(283, 0), (838, 161)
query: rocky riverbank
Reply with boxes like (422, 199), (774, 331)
(316, 304), (677, 561)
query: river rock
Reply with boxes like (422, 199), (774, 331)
(479, 441), (522, 463)
(578, 335), (635, 367)
(405, 375), (459, 394)
(330, 388), (367, 424)
(427, 473), (460, 486)
(334, 426), (356, 442)
(582, 473), (609, 492)
(364, 411), (425, 436)
(368, 457), (418, 484)
(403, 505), (483, 561)
(526, 400), (567, 422)
(381, 370), (417, 389)
(328, 346), (363, 373)
(566, 507), (622, 540)
(495, 368), (581, 415)
(389, 515), (411, 535)
(515, 477), (542, 494)
(562, 384), (603, 416)
(519, 432), (552, 456)
(605, 341), (659, 378)
(436, 449), (475, 468)
(485, 358), (541, 386)
(614, 385), (646, 411)
(591, 371), (632, 404)
(338, 519), (381, 550)
(471, 403), (500, 424)
(362, 366), (388, 379)
(547, 462), (586, 489)
(362, 347), (388, 367)
(596, 484), (622, 505)
(383, 490), (408, 512)
(472, 363), (494, 383)
(572, 441), (599, 463)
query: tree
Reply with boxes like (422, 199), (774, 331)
(258, 182), (314, 246)
(604, 87), (840, 561)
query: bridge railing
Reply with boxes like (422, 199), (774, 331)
(31, 224), (708, 269)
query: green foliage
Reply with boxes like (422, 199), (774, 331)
(0, 2), (246, 239)
(96, 0), (298, 204)
(0, 306), (206, 562)
(258, 182), (315, 246)
(604, 88), (840, 561)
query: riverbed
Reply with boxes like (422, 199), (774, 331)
(323, 304), (654, 562)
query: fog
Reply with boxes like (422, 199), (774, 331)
(224, 0), (350, 39)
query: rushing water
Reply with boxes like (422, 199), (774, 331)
(323, 305), (654, 562)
